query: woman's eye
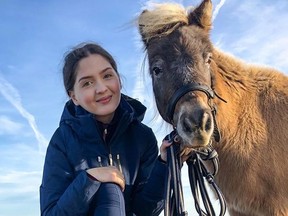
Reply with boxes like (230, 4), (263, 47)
(104, 73), (113, 79)
(82, 81), (93, 87)
(152, 66), (162, 76)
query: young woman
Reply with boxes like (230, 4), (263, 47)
(40, 43), (171, 216)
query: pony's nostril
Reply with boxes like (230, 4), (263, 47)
(183, 117), (193, 133)
(204, 113), (212, 132)
(180, 110), (212, 134)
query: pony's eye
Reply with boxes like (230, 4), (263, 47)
(152, 66), (162, 76)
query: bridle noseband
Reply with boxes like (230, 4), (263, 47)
(166, 83), (215, 122)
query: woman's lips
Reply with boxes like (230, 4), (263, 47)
(97, 96), (112, 104)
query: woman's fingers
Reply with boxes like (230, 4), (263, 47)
(117, 176), (125, 192)
(87, 166), (125, 191)
(113, 168), (125, 191)
(159, 139), (173, 162)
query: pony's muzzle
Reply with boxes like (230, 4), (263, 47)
(177, 107), (214, 147)
(181, 109), (212, 133)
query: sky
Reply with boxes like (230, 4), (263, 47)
(0, 0), (287, 215)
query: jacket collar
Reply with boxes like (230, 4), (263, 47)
(59, 94), (147, 140)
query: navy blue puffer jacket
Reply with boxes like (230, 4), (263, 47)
(40, 94), (167, 216)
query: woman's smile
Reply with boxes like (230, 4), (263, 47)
(97, 95), (112, 104)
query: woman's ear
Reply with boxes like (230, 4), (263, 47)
(69, 91), (79, 106)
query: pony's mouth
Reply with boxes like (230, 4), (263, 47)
(181, 135), (212, 149)
(174, 103), (214, 149)
(178, 138), (212, 161)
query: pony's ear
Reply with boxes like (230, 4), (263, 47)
(188, 0), (212, 32)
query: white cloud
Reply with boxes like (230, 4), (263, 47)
(224, 0), (288, 72)
(0, 74), (48, 154)
(0, 170), (41, 190)
(0, 169), (41, 216)
(0, 141), (44, 197)
(212, 0), (226, 21)
(0, 115), (23, 135)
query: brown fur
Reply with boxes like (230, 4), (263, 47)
(212, 48), (288, 215)
(137, 0), (288, 215)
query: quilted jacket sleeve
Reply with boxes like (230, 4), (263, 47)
(40, 127), (100, 216)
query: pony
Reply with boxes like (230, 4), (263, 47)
(137, 0), (288, 215)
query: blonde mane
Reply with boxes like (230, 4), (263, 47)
(138, 3), (190, 42)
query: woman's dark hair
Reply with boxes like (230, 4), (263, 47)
(63, 43), (119, 95)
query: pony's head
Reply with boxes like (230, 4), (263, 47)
(138, 0), (220, 149)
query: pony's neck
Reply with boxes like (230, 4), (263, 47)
(212, 48), (255, 96)
(210, 48), (257, 148)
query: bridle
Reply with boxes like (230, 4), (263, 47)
(163, 82), (227, 216)
(166, 83), (215, 122)
(166, 82), (224, 142)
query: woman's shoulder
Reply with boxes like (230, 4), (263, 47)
(48, 123), (76, 151)
(121, 94), (147, 122)
(128, 121), (157, 143)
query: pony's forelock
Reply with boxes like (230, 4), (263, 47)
(138, 3), (190, 43)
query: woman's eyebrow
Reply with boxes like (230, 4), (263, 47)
(78, 76), (93, 83)
(77, 67), (113, 83)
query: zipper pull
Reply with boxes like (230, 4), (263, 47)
(109, 153), (113, 166)
(103, 128), (108, 141)
(98, 156), (102, 167)
(117, 154), (122, 174)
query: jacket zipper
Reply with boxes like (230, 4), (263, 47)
(117, 154), (122, 173)
(103, 127), (114, 166)
(102, 124), (122, 173)
(97, 156), (102, 167)
(103, 128), (108, 141)
(109, 153), (113, 166)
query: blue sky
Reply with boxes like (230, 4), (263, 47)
(0, 0), (287, 215)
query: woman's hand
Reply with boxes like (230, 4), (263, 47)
(160, 135), (191, 163)
(160, 139), (173, 162)
(86, 166), (125, 191)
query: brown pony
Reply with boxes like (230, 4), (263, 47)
(137, 0), (288, 215)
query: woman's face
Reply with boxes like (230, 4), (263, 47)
(69, 54), (121, 124)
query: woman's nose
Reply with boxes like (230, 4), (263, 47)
(95, 81), (108, 93)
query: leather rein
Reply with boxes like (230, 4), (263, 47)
(164, 83), (227, 216)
